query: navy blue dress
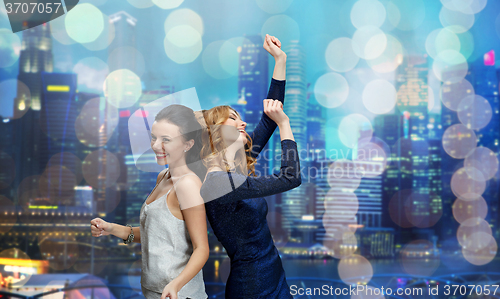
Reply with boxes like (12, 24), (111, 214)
(201, 79), (301, 299)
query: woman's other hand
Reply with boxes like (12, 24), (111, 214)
(90, 218), (112, 237)
(264, 99), (288, 126)
(263, 34), (286, 61)
(161, 281), (180, 299)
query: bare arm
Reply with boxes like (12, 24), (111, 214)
(90, 169), (170, 243)
(161, 176), (209, 298)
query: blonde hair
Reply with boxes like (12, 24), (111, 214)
(200, 106), (257, 176)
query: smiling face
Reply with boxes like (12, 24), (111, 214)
(150, 120), (191, 166)
(221, 109), (248, 148)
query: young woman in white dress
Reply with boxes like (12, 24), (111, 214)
(91, 104), (208, 299)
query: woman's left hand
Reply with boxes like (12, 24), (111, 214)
(161, 282), (179, 299)
(263, 34), (286, 60)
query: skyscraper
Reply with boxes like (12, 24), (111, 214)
(39, 72), (79, 206)
(13, 23), (54, 202)
(276, 41), (307, 235)
(238, 35), (269, 134)
(440, 55), (500, 242)
(108, 11), (138, 73)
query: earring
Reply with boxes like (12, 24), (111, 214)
(184, 149), (187, 152)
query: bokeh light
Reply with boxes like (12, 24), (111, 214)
(354, 141), (388, 177)
(457, 217), (492, 248)
(322, 213), (357, 241)
(256, 0), (293, 14)
(338, 114), (373, 148)
(441, 0), (487, 14)
(324, 189), (359, 219)
(338, 254), (373, 285)
(65, 3), (104, 44)
(219, 37), (251, 76)
(164, 8), (203, 36)
(432, 50), (468, 83)
(261, 15), (300, 46)
(50, 14), (76, 45)
(350, 0), (386, 29)
(323, 232), (358, 259)
(457, 95), (492, 130)
(464, 147), (499, 181)
(362, 79), (396, 114)
(1, 79), (31, 119)
(314, 72), (349, 108)
(366, 34), (404, 73)
(38, 227), (78, 270)
(451, 167), (486, 200)
(163, 9), (203, 64)
(400, 240), (440, 276)
(442, 124), (477, 159)
(81, 12), (115, 51)
(203, 40), (232, 80)
(103, 69), (142, 108)
(462, 234), (497, 266)
(0, 248), (32, 287)
(82, 149), (121, 189)
(386, 0), (426, 31)
(39, 165), (76, 204)
(426, 28), (461, 59)
(328, 159), (363, 190)
(153, 0), (184, 9)
(404, 192), (442, 228)
(325, 37), (360, 73)
(439, 6), (475, 33)
(73, 57), (109, 93)
(440, 78), (474, 111)
(0, 29), (21, 68)
(352, 26), (387, 60)
(389, 189), (414, 228)
(47, 152), (83, 184)
(164, 25), (203, 64)
(75, 97), (119, 148)
(452, 196), (488, 224)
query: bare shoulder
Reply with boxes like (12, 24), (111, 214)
(175, 174), (204, 209)
(176, 174), (202, 190)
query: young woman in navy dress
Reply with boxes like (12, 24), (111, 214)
(199, 34), (300, 298)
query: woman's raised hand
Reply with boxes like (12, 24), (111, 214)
(263, 34), (286, 60)
(263, 99), (288, 126)
(90, 217), (112, 237)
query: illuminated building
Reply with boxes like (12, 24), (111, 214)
(108, 11), (138, 73)
(440, 54), (500, 242)
(238, 35), (269, 134)
(277, 41), (308, 235)
(13, 23), (54, 196)
(357, 227), (395, 258)
(312, 159), (383, 242)
(38, 73), (79, 206)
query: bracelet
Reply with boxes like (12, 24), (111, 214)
(123, 224), (134, 244)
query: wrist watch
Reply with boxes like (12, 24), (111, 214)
(123, 224), (134, 244)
